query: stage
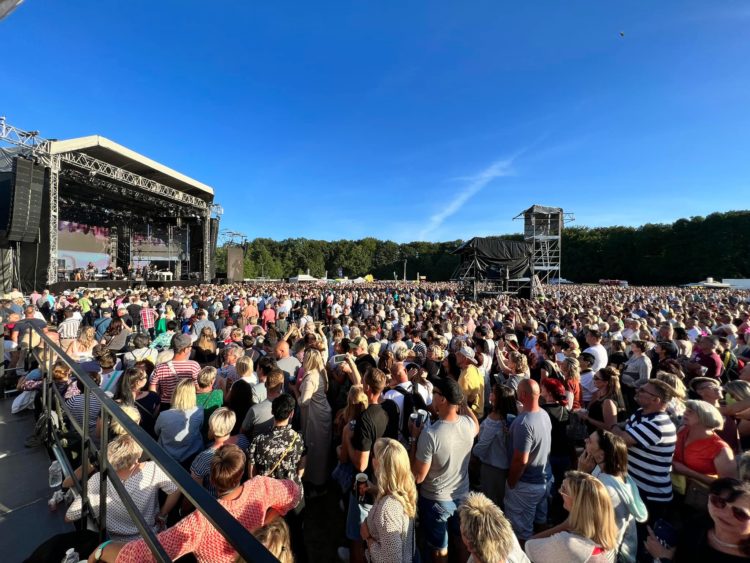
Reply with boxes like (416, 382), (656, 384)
(0, 120), (220, 293)
(49, 279), (199, 293)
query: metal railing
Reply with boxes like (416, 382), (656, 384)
(27, 326), (278, 563)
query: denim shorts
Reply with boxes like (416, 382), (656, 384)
(345, 490), (372, 541)
(418, 495), (460, 550)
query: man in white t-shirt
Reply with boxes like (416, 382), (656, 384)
(583, 329), (608, 372)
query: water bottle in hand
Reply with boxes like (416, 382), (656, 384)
(61, 548), (79, 563)
(48, 460), (62, 488)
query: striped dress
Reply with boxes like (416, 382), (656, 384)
(624, 409), (676, 502)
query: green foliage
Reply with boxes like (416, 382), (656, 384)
(560, 211), (750, 284)
(214, 211), (750, 284)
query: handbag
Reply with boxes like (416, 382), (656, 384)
(672, 432), (710, 510)
(684, 478), (710, 511)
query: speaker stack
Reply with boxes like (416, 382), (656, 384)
(0, 157), (46, 244)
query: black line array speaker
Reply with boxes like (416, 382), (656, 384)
(2, 158), (46, 243)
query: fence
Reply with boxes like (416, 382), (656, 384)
(27, 326), (278, 563)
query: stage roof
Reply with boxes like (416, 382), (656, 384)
(48, 136), (214, 200)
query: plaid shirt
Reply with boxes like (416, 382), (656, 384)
(140, 307), (157, 330)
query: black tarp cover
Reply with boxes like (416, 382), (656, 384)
(452, 237), (532, 279)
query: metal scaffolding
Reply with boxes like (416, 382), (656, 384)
(0, 117), (214, 286)
(513, 204), (575, 292)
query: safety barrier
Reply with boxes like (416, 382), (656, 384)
(27, 326), (278, 563)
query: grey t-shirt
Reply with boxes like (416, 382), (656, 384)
(277, 356), (302, 384)
(241, 399), (274, 440)
(508, 409), (552, 485)
(416, 415), (475, 502)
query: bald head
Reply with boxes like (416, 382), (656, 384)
(517, 378), (540, 410)
(275, 340), (290, 359)
(518, 378), (539, 397)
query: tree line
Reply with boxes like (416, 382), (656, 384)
(215, 210), (750, 285)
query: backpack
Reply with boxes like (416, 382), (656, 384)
(391, 382), (430, 439)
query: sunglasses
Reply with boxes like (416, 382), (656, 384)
(593, 376), (604, 381)
(636, 388), (660, 399)
(709, 494), (750, 523)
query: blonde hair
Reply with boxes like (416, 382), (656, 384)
(563, 471), (617, 550)
(108, 434), (143, 471)
(685, 399), (724, 430)
(209, 407), (236, 439)
(172, 378), (197, 410)
(236, 356), (254, 378)
(78, 326), (96, 347)
(197, 366), (218, 388)
(458, 492), (515, 563)
(254, 519), (293, 563)
(344, 385), (368, 422)
(725, 380), (750, 402)
(249, 519), (293, 563)
(509, 351), (528, 375)
(368, 342), (381, 358)
(428, 344), (444, 361)
(373, 438), (416, 518)
(563, 357), (580, 381)
(302, 348), (326, 373)
(110, 405), (141, 436)
(395, 347), (410, 362)
(655, 371), (686, 401)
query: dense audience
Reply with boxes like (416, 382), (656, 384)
(7, 280), (750, 563)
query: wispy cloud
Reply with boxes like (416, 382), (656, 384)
(418, 155), (518, 240)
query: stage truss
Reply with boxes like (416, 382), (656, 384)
(0, 116), (214, 285)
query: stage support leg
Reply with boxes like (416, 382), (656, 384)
(44, 156), (61, 286)
(202, 211), (211, 282)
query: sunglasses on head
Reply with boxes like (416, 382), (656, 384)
(709, 494), (750, 523)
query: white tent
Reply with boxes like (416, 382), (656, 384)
(289, 274), (318, 283)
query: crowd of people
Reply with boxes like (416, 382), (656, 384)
(6, 280), (750, 563)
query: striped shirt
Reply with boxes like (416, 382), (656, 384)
(58, 318), (81, 339)
(190, 435), (249, 497)
(66, 393), (101, 434)
(624, 409), (676, 502)
(150, 360), (201, 404)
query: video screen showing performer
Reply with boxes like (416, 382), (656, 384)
(57, 221), (111, 273)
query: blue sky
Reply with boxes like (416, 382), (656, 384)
(2, 1), (749, 242)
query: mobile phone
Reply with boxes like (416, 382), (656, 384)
(333, 354), (347, 365)
(653, 518), (678, 548)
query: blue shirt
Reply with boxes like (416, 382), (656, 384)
(508, 409), (552, 484)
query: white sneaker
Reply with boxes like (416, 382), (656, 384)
(337, 546), (350, 562)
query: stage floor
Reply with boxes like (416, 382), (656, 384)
(49, 280), (198, 293)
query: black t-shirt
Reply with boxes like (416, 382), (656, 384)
(227, 379), (255, 435)
(127, 304), (142, 324)
(352, 404), (394, 477)
(541, 403), (570, 457)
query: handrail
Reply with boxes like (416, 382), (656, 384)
(30, 326), (278, 563)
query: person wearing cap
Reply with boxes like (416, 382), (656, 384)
(505, 379), (552, 543)
(149, 333), (201, 410)
(409, 376), (479, 563)
(456, 346), (485, 416)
